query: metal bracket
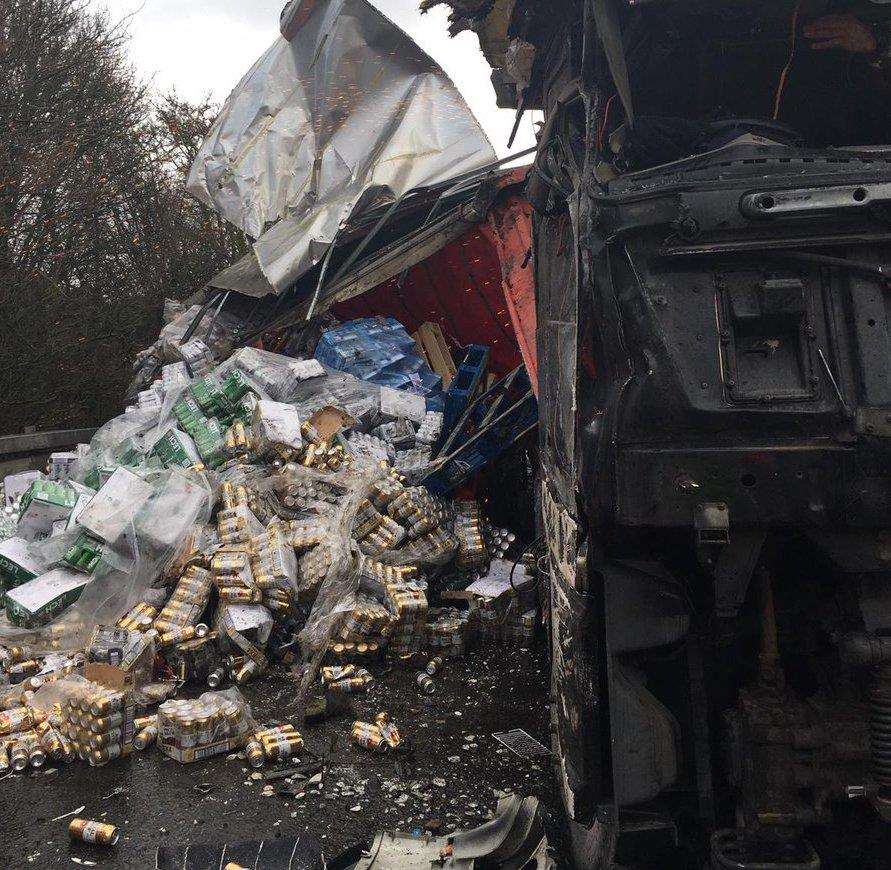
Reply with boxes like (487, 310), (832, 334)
(713, 529), (767, 618)
(694, 502), (730, 546)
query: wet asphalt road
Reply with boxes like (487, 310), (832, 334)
(0, 641), (568, 869)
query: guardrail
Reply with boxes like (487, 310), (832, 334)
(0, 429), (97, 458)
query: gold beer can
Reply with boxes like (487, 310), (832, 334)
(245, 739), (266, 768)
(350, 721), (388, 753)
(69, 818), (120, 845)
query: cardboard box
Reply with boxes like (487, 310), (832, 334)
(17, 480), (79, 541)
(148, 427), (201, 469)
(77, 467), (153, 545)
(158, 736), (243, 763)
(48, 451), (79, 481)
(413, 322), (456, 389)
(252, 400), (303, 454)
(0, 537), (43, 591)
(309, 406), (356, 441)
(4, 567), (91, 627)
(3, 470), (43, 507)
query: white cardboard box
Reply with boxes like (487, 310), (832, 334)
(77, 468), (154, 545)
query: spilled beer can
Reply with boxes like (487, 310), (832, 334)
(133, 723), (158, 750)
(69, 818), (119, 846)
(350, 721), (388, 753)
(245, 739), (265, 769)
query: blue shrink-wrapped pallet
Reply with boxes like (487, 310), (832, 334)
(315, 317), (442, 398)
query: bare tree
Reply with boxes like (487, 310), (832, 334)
(0, 0), (246, 432)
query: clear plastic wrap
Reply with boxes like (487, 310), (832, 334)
(157, 686), (256, 762)
(0, 469), (214, 654)
(224, 349), (382, 423)
(290, 460), (388, 696)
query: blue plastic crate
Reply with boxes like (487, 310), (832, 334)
(442, 345), (489, 436)
(423, 366), (537, 493)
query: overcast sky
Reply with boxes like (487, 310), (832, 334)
(87, 0), (536, 157)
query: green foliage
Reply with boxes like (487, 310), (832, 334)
(0, 0), (247, 431)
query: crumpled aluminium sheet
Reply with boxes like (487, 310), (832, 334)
(187, 0), (496, 294)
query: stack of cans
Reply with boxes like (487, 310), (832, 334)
(60, 682), (136, 766)
(337, 593), (393, 644)
(414, 411), (443, 447)
(424, 607), (472, 657)
(212, 548), (261, 605)
(370, 473), (405, 511)
(223, 420), (253, 457)
(249, 527), (297, 615)
(220, 481), (250, 511)
(61, 532), (106, 574)
(486, 525), (516, 559)
(399, 527), (459, 564)
(245, 723), (303, 767)
(346, 432), (393, 464)
(153, 565), (214, 633)
(454, 501), (490, 578)
(281, 479), (338, 511)
(357, 514), (405, 556)
(353, 498), (386, 540)
(384, 580), (428, 653)
(157, 692), (252, 763)
(393, 447), (432, 477)
(329, 640), (383, 660)
(474, 598), (539, 646)
(386, 487), (449, 540)
(117, 601), (158, 632)
(289, 518), (329, 552)
(371, 418), (415, 450)
(298, 543), (333, 601)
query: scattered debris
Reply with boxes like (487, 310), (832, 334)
(492, 729), (550, 759)
(52, 805), (86, 823)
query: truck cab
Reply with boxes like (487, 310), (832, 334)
(433, 0), (891, 866)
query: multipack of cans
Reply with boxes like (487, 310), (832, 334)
(393, 447), (432, 477)
(212, 547), (262, 605)
(350, 713), (402, 753)
(384, 580), (428, 653)
(244, 722), (303, 768)
(298, 543), (333, 601)
(473, 598), (539, 646)
(157, 691), (253, 762)
(60, 681), (136, 766)
(289, 517), (330, 553)
(414, 411), (443, 447)
(454, 501), (489, 574)
(386, 487), (449, 540)
(424, 607), (472, 657)
(153, 565), (213, 633)
(337, 593), (393, 643)
(322, 664), (374, 694)
(347, 432), (393, 464)
(116, 601), (158, 632)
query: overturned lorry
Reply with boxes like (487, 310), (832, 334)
(431, 0), (891, 867)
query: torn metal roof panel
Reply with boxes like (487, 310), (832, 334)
(188, 0), (496, 295)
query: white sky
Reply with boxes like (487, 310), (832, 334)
(87, 0), (537, 157)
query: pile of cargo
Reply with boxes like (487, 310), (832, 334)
(0, 313), (538, 777)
